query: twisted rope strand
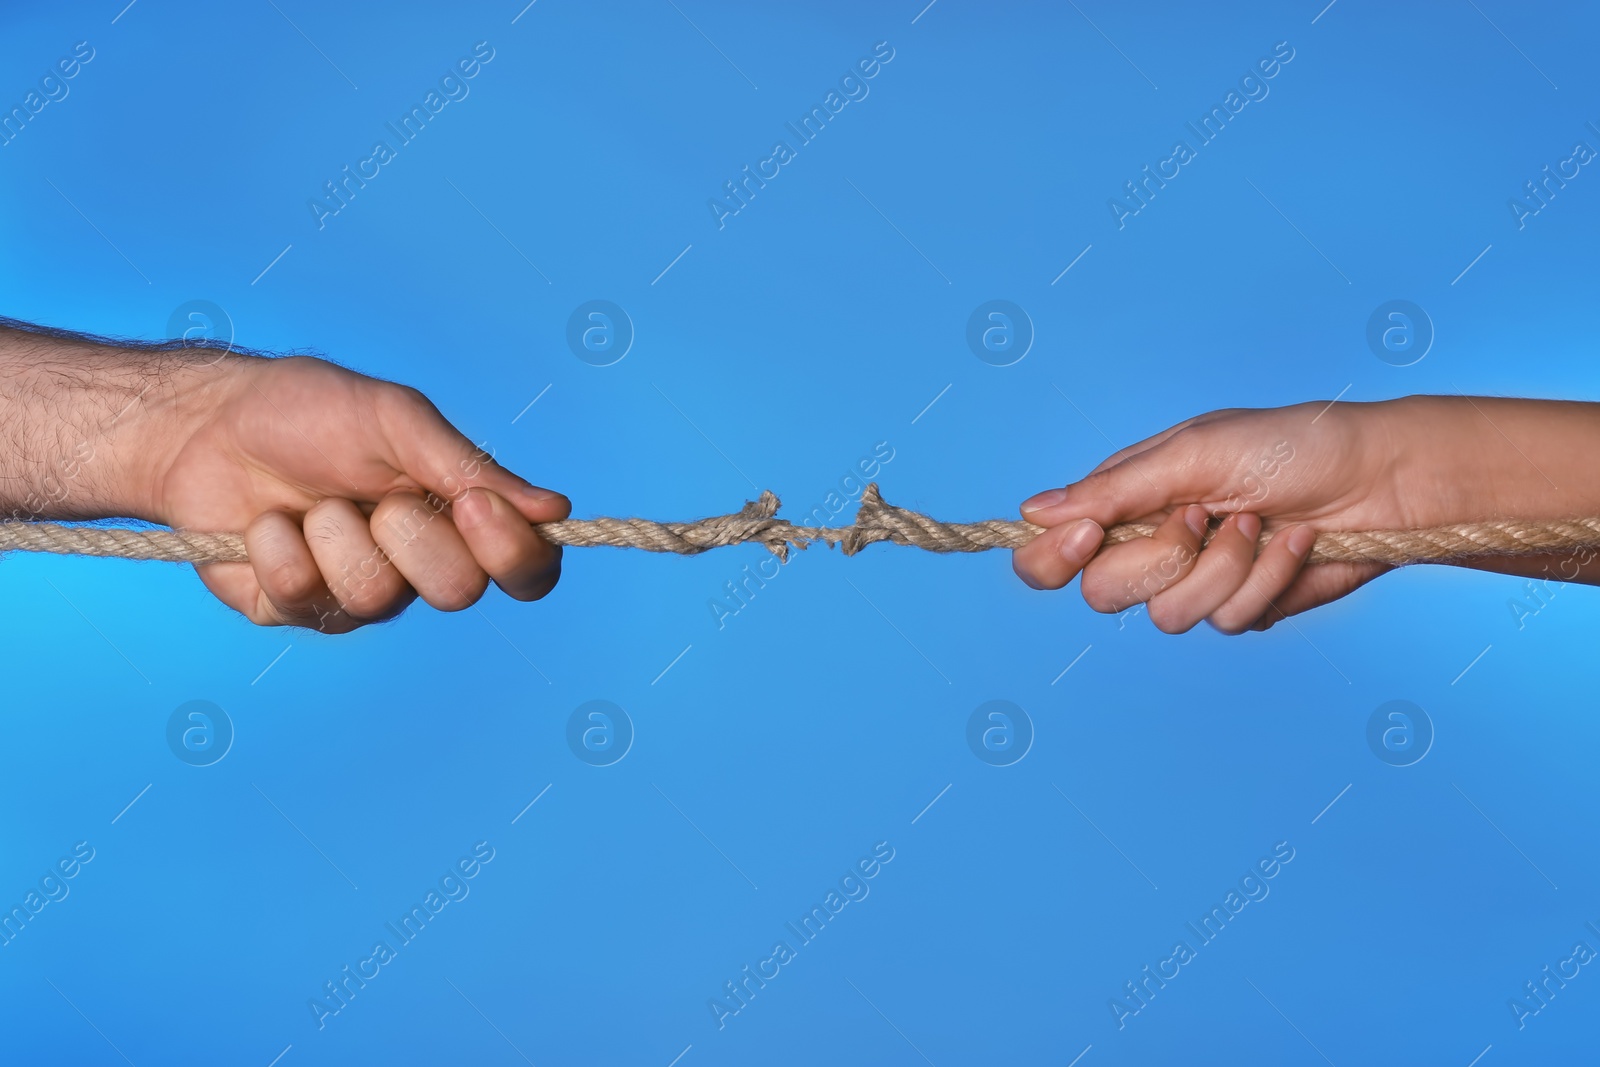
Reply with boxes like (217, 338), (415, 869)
(3, 483), (1599, 567)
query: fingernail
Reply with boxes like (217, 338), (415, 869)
(1021, 488), (1067, 514)
(455, 487), (493, 529)
(1060, 518), (1103, 563)
(1286, 525), (1316, 557)
(1234, 512), (1261, 541)
(1184, 505), (1208, 539)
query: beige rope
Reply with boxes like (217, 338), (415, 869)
(2, 483), (1598, 566)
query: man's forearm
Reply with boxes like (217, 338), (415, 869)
(0, 321), (220, 523)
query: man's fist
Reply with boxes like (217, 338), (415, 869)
(141, 355), (569, 632)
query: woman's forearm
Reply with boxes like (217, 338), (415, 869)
(1384, 396), (1600, 585)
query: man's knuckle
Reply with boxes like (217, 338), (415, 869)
(481, 536), (544, 578)
(380, 382), (437, 421)
(303, 511), (346, 547)
(511, 569), (560, 602)
(431, 587), (479, 613)
(1147, 600), (1186, 634)
(416, 565), (486, 613)
(264, 558), (320, 601)
(1207, 611), (1249, 636)
(1079, 573), (1125, 614)
(338, 579), (394, 619)
(248, 593), (288, 627)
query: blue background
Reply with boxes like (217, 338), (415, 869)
(2, 0), (1599, 1063)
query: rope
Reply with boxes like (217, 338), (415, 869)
(2, 483), (1599, 566)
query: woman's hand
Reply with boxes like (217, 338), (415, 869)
(1012, 397), (1600, 634)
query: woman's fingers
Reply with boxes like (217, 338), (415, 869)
(1078, 505), (1207, 614)
(1251, 560), (1391, 631)
(1203, 524), (1316, 634)
(1140, 513), (1260, 633)
(1021, 505), (1366, 637)
(1012, 517), (1106, 590)
(1019, 427), (1232, 530)
(1088, 518), (1321, 635)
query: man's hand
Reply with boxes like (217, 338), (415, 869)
(156, 356), (568, 632)
(0, 322), (567, 632)
(1012, 397), (1600, 634)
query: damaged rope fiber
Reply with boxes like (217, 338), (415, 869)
(3, 483), (1600, 567)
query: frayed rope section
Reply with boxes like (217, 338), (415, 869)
(3, 483), (1600, 567)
